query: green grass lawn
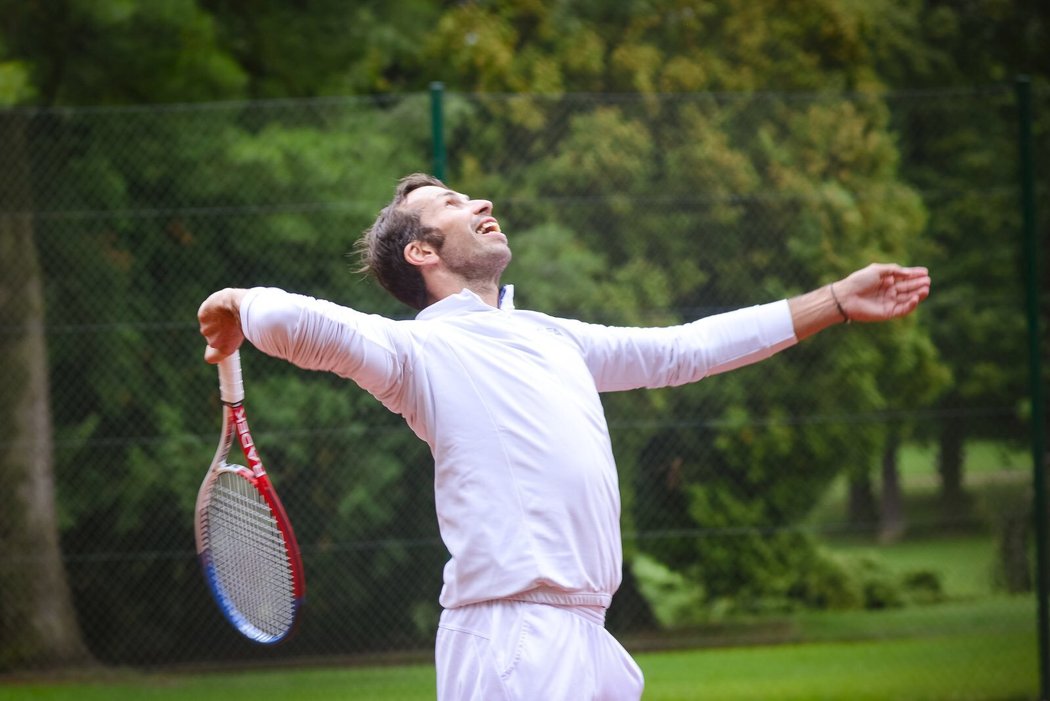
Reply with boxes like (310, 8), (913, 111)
(641, 629), (1036, 701)
(3, 632), (1035, 701)
(2, 598), (1037, 701)
(897, 440), (1030, 482)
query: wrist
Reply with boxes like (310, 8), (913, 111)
(829, 283), (850, 324)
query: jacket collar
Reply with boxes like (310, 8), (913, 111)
(416, 284), (515, 320)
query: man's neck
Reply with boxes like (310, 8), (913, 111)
(426, 278), (501, 308)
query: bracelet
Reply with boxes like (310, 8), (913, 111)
(830, 284), (850, 323)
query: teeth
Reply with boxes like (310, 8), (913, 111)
(478, 221), (500, 235)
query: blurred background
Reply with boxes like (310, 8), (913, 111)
(1, 1), (1048, 699)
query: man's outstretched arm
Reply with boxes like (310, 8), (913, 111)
(789, 263), (931, 341)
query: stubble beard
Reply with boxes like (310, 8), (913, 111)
(448, 242), (512, 287)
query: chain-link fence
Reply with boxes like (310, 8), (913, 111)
(1, 85), (1047, 694)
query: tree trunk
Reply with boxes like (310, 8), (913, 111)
(0, 112), (91, 670)
(879, 431), (906, 543)
(937, 422), (968, 525)
(847, 471), (878, 537)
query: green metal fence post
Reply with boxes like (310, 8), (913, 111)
(430, 81), (446, 181)
(1018, 73), (1049, 701)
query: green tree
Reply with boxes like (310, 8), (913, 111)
(0, 0), (251, 663)
(1, 0), (243, 663)
(203, 0), (442, 96)
(0, 0), (451, 662)
(0, 99), (90, 668)
(864, 0), (1049, 516)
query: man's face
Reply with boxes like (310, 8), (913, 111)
(404, 185), (511, 281)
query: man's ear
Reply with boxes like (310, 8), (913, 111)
(404, 239), (438, 268)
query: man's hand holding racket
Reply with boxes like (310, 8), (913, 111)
(199, 288), (247, 364)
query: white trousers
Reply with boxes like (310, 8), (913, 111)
(435, 600), (644, 701)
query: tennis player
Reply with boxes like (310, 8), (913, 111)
(198, 173), (931, 700)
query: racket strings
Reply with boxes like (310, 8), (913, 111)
(203, 471), (297, 638)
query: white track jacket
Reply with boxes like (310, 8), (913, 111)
(240, 286), (797, 611)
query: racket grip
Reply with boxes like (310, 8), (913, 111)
(218, 350), (245, 404)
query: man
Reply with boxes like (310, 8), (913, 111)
(199, 173), (931, 700)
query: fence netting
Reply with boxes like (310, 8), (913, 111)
(1, 86), (1047, 691)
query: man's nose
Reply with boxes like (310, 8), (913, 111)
(472, 199), (493, 215)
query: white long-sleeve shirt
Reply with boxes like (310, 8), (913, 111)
(240, 286), (797, 610)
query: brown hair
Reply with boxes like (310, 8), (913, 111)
(355, 173), (447, 310)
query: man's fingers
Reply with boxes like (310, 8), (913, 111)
(890, 272), (930, 318)
(892, 265), (929, 278)
(203, 345), (228, 365)
(875, 265), (930, 297)
(894, 275), (931, 295)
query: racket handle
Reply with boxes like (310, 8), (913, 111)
(218, 350), (245, 404)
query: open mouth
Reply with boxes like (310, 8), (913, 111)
(476, 219), (502, 236)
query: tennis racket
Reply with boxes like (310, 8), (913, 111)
(194, 349), (305, 644)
